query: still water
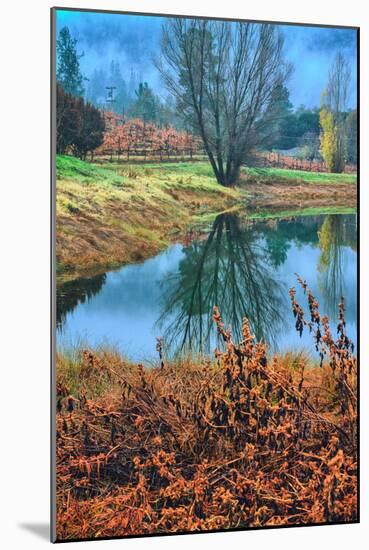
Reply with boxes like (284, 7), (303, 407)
(57, 213), (357, 363)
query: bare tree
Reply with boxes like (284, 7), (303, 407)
(326, 52), (351, 116)
(345, 109), (357, 164)
(157, 19), (291, 186)
(320, 52), (351, 172)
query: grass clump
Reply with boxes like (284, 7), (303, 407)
(244, 166), (356, 185)
(245, 205), (356, 220)
(56, 279), (357, 540)
(56, 155), (124, 187)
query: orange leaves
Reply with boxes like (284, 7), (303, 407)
(160, 477), (187, 501)
(134, 415), (145, 432)
(154, 450), (175, 465)
(93, 113), (202, 159)
(328, 449), (344, 470)
(56, 285), (357, 539)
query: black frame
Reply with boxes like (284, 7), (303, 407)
(51, 6), (360, 543)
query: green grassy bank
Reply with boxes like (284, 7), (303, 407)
(56, 155), (356, 280)
(56, 156), (242, 280)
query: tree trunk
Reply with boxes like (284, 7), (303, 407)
(215, 172), (239, 187)
(217, 161), (240, 187)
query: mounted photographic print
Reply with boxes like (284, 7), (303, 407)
(51, 7), (359, 542)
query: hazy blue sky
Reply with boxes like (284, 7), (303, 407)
(56, 9), (357, 109)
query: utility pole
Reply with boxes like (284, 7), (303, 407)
(105, 86), (117, 110)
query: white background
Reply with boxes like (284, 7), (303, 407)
(0, 0), (367, 548)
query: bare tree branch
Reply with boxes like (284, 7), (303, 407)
(157, 20), (291, 186)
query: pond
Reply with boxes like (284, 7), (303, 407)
(57, 213), (357, 363)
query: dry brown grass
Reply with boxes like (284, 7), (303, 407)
(55, 279), (357, 540)
(56, 160), (239, 281)
(241, 179), (357, 212)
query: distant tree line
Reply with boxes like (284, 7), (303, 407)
(87, 62), (182, 128)
(57, 26), (183, 129)
(262, 86), (321, 155)
(55, 25), (357, 176)
(227, 82), (356, 167)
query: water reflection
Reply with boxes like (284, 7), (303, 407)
(317, 215), (357, 319)
(57, 273), (106, 328)
(157, 213), (286, 354)
(56, 213), (357, 361)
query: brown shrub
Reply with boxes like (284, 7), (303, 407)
(56, 277), (357, 540)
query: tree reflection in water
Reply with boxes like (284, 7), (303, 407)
(317, 214), (357, 319)
(55, 213), (356, 359)
(57, 273), (107, 329)
(157, 213), (286, 355)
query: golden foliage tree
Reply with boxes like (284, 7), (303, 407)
(319, 108), (343, 173)
(319, 53), (351, 173)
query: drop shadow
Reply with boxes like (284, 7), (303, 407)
(18, 523), (49, 541)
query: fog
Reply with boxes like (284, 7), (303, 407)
(56, 9), (357, 109)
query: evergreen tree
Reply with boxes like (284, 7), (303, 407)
(157, 95), (182, 128)
(128, 69), (138, 103)
(108, 61), (129, 115)
(131, 82), (157, 122)
(56, 26), (85, 97)
(262, 85), (296, 150)
(295, 107), (320, 137)
(86, 67), (107, 106)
